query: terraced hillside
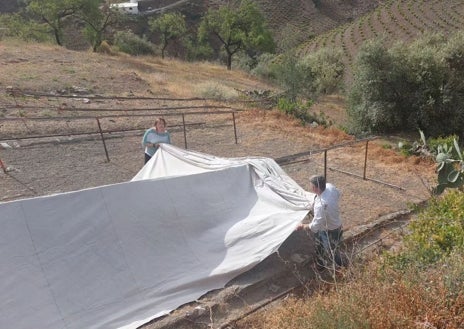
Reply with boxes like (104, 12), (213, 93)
(169, 0), (381, 46)
(136, 0), (464, 83)
(249, 0), (379, 38)
(298, 0), (464, 82)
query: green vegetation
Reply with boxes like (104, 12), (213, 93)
(26, 0), (81, 46)
(251, 46), (344, 125)
(22, 0), (122, 51)
(270, 51), (313, 101)
(302, 47), (344, 95)
(277, 98), (331, 127)
(198, 0), (275, 70)
(78, 0), (121, 52)
(397, 130), (464, 195)
(434, 137), (464, 195)
(239, 191), (464, 328)
(391, 190), (464, 267)
(113, 30), (154, 55)
(348, 31), (464, 140)
(0, 13), (51, 42)
(2, 0), (276, 67)
(148, 12), (187, 59)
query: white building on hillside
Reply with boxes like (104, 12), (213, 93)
(111, 0), (139, 15)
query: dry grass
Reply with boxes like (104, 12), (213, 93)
(237, 255), (464, 329)
(0, 39), (275, 100)
(121, 54), (275, 99)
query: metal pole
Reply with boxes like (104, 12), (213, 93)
(182, 113), (187, 149)
(324, 150), (327, 179)
(96, 118), (110, 162)
(232, 112), (238, 144)
(363, 140), (369, 180)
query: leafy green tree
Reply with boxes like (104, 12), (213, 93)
(183, 34), (213, 61)
(76, 0), (121, 52)
(26, 0), (82, 45)
(25, 0), (121, 51)
(348, 32), (464, 138)
(198, 0), (275, 70)
(149, 12), (187, 59)
(271, 51), (313, 101)
(347, 38), (412, 134)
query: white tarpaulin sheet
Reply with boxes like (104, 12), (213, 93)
(0, 144), (311, 329)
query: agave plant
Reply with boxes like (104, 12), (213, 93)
(434, 138), (464, 195)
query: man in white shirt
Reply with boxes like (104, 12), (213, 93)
(298, 175), (343, 270)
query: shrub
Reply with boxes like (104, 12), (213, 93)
(302, 47), (345, 95)
(348, 31), (464, 139)
(113, 31), (154, 56)
(398, 130), (458, 158)
(271, 51), (314, 101)
(0, 13), (52, 43)
(183, 34), (213, 61)
(388, 190), (464, 269)
(276, 97), (328, 126)
(195, 82), (238, 100)
(250, 52), (278, 79)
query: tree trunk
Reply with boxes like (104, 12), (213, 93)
(227, 53), (232, 70)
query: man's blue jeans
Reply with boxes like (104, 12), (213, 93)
(315, 227), (343, 268)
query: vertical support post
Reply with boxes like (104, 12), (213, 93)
(232, 112), (238, 144)
(182, 113), (188, 149)
(96, 118), (110, 162)
(363, 140), (369, 180)
(324, 150), (327, 179)
(0, 158), (7, 173)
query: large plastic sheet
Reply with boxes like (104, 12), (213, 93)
(0, 144), (311, 329)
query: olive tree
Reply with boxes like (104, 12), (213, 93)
(76, 0), (121, 52)
(26, 0), (82, 45)
(198, 0), (275, 70)
(26, 0), (121, 51)
(149, 12), (187, 59)
(348, 32), (464, 138)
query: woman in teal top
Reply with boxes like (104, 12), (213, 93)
(142, 117), (171, 164)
